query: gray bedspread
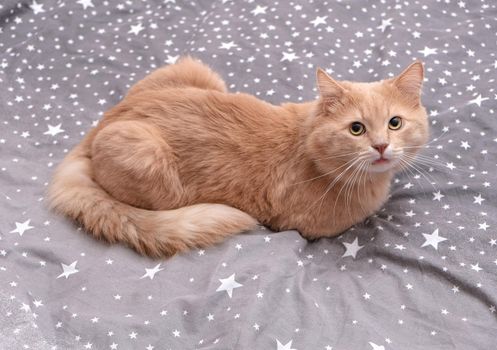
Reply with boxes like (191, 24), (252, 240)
(1, 0), (496, 349)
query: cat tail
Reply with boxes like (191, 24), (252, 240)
(127, 56), (227, 95)
(47, 138), (258, 257)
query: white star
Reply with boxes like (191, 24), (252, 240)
(377, 18), (393, 32)
(446, 162), (456, 170)
(140, 263), (164, 280)
(342, 237), (364, 259)
(10, 219), (34, 236)
(421, 229), (447, 250)
(470, 263), (482, 272)
(468, 94), (489, 107)
(57, 261), (79, 279)
(30, 0), (45, 14)
(129, 23), (145, 35)
(172, 329), (180, 337)
(44, 124), (64, 136)
(110, 343), (118, 349)
(216, 273), (243, 298)
(20, 303), (31, 312)
(77, 0), (94, 9)
(460, 141), (470, 150)
(251, 5), (267, 16)
(310, 15), (327, 27)
(281, 52), (299, 62)
(276, 339), (296, 350)
(418, 46), (437, 57)
(478, 222), (490, 230)
(473, 194), (485, 205)
(369, 343), (385, 350)
(432, 191), (444, 201)
(220, 41), (237, 50)
(146, 345), (154, 350)
(166, 55), (179, 65)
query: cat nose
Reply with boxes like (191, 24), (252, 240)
(373, 143), (389, 155)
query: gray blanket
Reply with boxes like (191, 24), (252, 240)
(1, 0), (496, 349)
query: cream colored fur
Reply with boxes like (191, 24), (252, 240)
(48, 57), (428, 257)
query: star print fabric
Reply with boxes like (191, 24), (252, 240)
(1, 0), (496, 349)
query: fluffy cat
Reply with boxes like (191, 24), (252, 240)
(48, 57), (428, 257)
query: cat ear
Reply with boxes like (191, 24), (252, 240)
(391, 61), (424, 104)
(316, 68), (346, 107)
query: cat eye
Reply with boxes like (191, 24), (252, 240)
(388, 116), (402, 130)
(349, 122), (365, 136)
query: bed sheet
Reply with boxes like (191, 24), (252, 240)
(1, 0), (496, 349)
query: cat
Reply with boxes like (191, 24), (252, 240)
(48, 57), (428, 257)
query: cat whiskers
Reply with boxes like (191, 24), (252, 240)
(342, 160), (364, 219)
(400, 128), (451, 154)
(397, 156), (422, 186)
(308, 156), (366, 216)
(313, 159), (362, 214)
(397, 156), (437, 191)
(332, 159), (368, 220)
(290, 151), (368, 186)
(397, 149), (473, 194)
(356, 160), (371, 216)
(401, 152), (473, 175)
(294, 150), (367, 166)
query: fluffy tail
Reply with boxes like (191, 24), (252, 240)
(47, 138), (257, 258)
(127, 56), (227, 95)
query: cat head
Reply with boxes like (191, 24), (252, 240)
(305, 61), (429, 176)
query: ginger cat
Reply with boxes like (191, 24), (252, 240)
(48, 57), (428, 257)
